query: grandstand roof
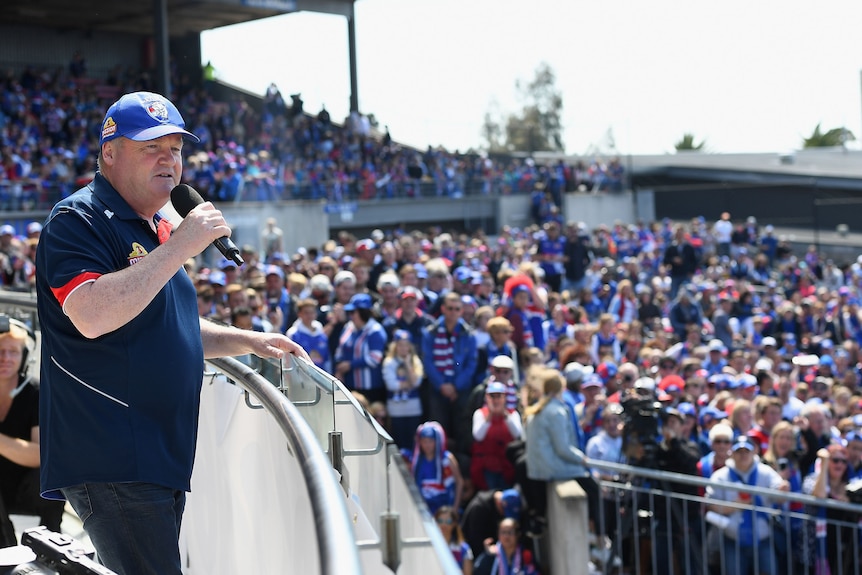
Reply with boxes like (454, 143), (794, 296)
(6, 0), (303, 36)
(632, 147), (862, 179)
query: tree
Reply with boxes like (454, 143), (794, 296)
(674, 133), (705, 152)
(481, 62), (564, 153)
(803, 123), (855, 148)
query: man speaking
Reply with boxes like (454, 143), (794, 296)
(35, 91), (308, 575)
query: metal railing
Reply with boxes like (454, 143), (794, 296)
(205, 356), (362, 575)
(586, 458), (862, 575)
(0, 294), (363, 574)
(0, 292), (458, 575)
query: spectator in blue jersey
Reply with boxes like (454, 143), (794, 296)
(589, 313), (622, 365)
(263, 264), (295, 333)
(286, 298), (330, 372)
(383, 330), (424, 451)
(423, 292), (477, 454)
(409, 421), (464, 515)
(707, 436), (788, 575)
(698, 423), (733, 478)
(668, 287), (703, 342)
(702, 339), (728, 376)
(535, 220), (565, 293)
(334, 293), (388, 404)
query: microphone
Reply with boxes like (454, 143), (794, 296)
(170, 184), (244, 266)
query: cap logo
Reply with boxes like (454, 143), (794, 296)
(144, 99), (170, 124)
(102, 117), (117, 140)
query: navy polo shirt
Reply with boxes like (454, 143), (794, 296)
(35, 173), (204, 499)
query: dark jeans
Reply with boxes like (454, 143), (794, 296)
(0, 468), (65, 548)
(63, 482), (185, 575)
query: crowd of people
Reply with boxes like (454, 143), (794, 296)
(0, 62), (624, 219)
(2, 187), (862, 571)
(165, 207), (862, 574)
(1, 61), (861, 574)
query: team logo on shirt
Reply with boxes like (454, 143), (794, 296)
(128, 243), (148, 265)
(144, 99), (170, 124)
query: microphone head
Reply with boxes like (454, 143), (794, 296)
(170, 184), (205, 217)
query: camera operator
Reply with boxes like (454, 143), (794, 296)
(653, 406), (703, 575)
(618, 381), (703, 574)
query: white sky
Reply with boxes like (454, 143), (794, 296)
(201, 0), (862, 155)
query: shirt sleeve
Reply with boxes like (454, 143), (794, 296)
(41, 205), (120, 308)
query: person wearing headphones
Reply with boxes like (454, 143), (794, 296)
(0, 317), (65, 547)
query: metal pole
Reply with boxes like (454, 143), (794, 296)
(347, 1), (359, 113)
(153, 0), (171, 97)
(813, 184), (820, 254)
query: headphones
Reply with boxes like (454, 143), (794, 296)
(0, 314), (37, 397)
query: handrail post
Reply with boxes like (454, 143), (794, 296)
(380, 511), (401, 573)
(329, 430), (348, 492)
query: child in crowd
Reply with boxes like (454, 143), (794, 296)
(286, 298), (330, 371)
(382, 330), (424, 451)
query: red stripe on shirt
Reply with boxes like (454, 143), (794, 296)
(52, 272), (101, 306)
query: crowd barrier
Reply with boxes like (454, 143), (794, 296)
(585, 458), (862, 575)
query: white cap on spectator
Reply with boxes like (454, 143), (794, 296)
(309, 274), (332, 293)
(333, 270), (356, 286)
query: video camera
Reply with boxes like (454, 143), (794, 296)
(620, 392), (664, 467)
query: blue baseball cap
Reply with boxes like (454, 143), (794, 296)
(677, 402), (697, 418)
(699, 405), (727, 426)
(454, 266), (473, 283)
(264, 264), (284, 280)
(486, 380), (507, 394)
(344, 293), (374, 312)
(501, 489), (521, 519)
(731, 436), (756, 452)
(100, 92), (199, 146)
(393, 329), (411, 341)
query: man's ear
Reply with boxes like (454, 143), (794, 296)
(101, 141), (117, 166)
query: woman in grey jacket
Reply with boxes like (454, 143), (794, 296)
(524, 368), (599, 529)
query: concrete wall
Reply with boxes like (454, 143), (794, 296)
(563, 191), (640, 229)
(219, 200), (328, 262)
(326, 196), (498, 235)
(498, 194), (534, 230)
